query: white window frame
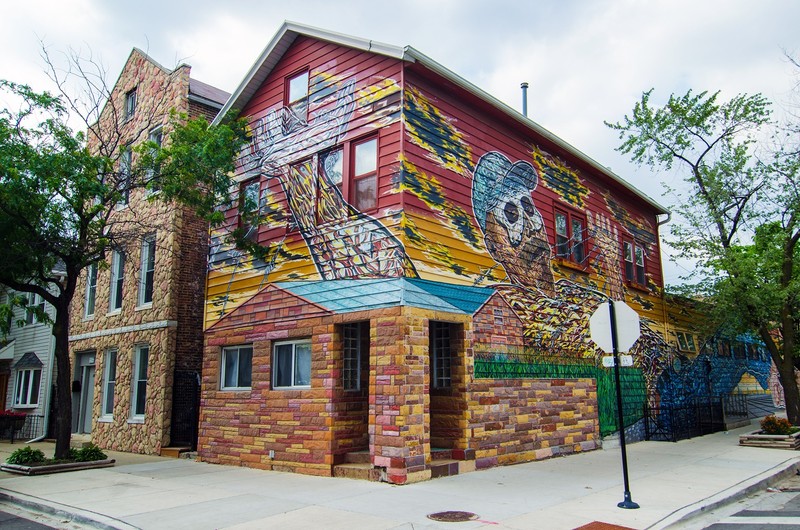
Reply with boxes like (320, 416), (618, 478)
(272, 339), (311, 389)
(130, 344), (149, 422)
(25, 292), (44, 325)
(125, 88), (137, 120)
(137, 235), (156, 308)
(13, 367), (41, 408)
(85, 263), (98, 318)
(109, 249), (124, 313)
(116, 146), (132, 208)
(101, 348), (117, 421)
(221, 345), (253, 391)
(146, 126), (163, 193)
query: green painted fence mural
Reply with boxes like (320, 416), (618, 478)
(474, 352), (646, 437)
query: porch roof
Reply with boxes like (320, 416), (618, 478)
(275, 278), (494, 315)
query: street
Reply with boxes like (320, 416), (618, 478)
(679, 470), (800, 529)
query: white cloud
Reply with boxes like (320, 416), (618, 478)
(3, 0), (799, 285)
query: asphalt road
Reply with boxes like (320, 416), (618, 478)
(0, 509), (54, 529)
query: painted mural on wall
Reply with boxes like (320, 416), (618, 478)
(206, 60), (770, 434)
(401, 85), (769, 433)
(206, 69), (413, 322)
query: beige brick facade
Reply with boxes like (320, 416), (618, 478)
(68, 49), (225, 455)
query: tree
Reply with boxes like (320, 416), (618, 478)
(607, 88), (800, 424)
(0, 52), (248, 458)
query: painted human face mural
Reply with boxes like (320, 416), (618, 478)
(472, 152), (554, 296)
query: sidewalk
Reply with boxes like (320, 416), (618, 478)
(0, 420), (797, 530)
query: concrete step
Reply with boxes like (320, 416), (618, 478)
(431, 448), (453, 460)
(430, 458), (460, 479)
(342, 450), (371, 464)
(333, 462), (382, 481)
(160, 446), (192, 458)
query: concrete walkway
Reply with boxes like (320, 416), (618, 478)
(0, 420), (797, 530)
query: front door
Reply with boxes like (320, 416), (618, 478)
(77, 353), (96, 434)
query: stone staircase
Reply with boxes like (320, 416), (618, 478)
(429, 448), (461, 479)
(332, 450), (382, 481)
(160, 446), (192, 458)
(333, 448), (474, 482)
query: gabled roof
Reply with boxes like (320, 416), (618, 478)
(216, 21), (668, 216)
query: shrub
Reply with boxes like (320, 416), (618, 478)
(74, 443), (107, 462)
(760, 415), (794, 435)
(6, 446), (46, 465)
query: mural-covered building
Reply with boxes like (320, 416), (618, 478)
(196, 22), (766, 483)
(67, 49), (228, 455)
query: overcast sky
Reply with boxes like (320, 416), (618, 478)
(3, 0), (799, 286)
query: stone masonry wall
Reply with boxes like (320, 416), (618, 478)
(466, 378), (599, 469)
(70, 326), (175, 454)
(68, 49), (202, 454)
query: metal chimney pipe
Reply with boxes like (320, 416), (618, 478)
(520, 82), (529, 117)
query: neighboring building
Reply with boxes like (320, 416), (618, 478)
(0, 286), (58, 441)
(67, 49), (228, 455)
(196, 22), (679, 484)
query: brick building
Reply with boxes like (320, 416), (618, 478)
(195, 23), (770, 483)
(68, 49), (228, 455)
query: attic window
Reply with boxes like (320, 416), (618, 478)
(286, 70), (309, 121)
(125, 88), (137, 120)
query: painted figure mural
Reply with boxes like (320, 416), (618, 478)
(207, 71), (415, 320)
(208, 60), (770, 435)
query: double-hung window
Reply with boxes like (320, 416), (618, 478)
(238, 179), (260, 239)
(352, 137), (378, 211)
(14, 368), (41, 407)
(286, 70), (309, 123)
(25, 292), (45, 325)
(623, 240), (646, 287)
(117, 146), (132, 207)
(554, 209), (586, 264)
(146, 126), (163, 192)
(273, 340), (311, 388)
(676, 331), (696, 353)
(109, 249), (125, 312)
(317, 136), (379, 219)
(85, 263), (98, 318)
(138, 235), (155, 307)
(221, 345), (252, 390)
(124, 88), (137, 121)
(101, 348), (117, 420)
(130, 344), (148, 420)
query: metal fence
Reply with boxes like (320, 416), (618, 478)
(0, 414), (46, 443)
(643, 394), (751, 442)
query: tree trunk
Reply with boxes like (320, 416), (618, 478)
(51, 296), (73, 459)
(778, 349), (800, 425)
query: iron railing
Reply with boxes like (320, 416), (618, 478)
(0, 414), (46, 443)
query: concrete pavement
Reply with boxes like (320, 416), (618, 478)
(0, 419), (797, 530)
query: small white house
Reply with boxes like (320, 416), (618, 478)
(0, 287), (56, 441)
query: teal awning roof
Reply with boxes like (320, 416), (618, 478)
(275, 278), (494, 315)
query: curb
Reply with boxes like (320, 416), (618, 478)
(646, 456), (800, 529)
(0, 489), (138, 530)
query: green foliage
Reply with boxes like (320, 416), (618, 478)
(6, 446), (46, 465)
(608, 86), (800, 423)
(151, 110), (250, 227)
(0, 74), (249, 459)
(759, 415), (796, 435)
(74, 443), (107, 462)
